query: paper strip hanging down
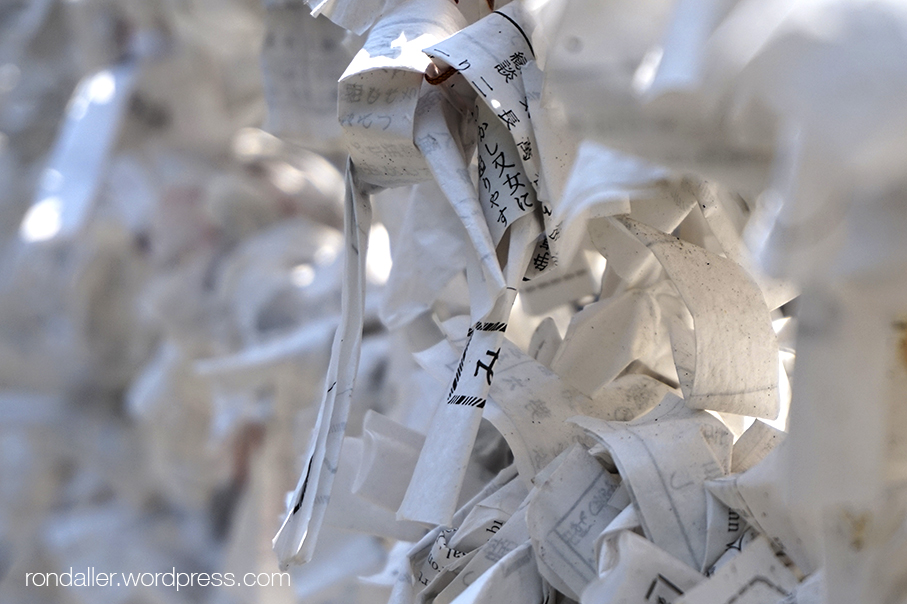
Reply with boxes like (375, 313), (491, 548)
(413, 85), (504, 319)
(422, 2), (565, 271)
(423, 3), (541, 190)
(398, 48), (549, 525)
(272, 159), (373, 568)
(398, 214), (538, 526)
(615, 216), (780, 420)
(22, 61), (139, 243)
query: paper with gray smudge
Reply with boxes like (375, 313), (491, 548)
(706, 441), (822, 574)
(616, 216), (780, 420)
(677, 535), (797, 604)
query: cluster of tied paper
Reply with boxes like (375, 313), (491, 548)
(3, 0), (907, 604)
(264, 1), (907, 604)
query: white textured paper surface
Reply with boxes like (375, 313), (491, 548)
(616, 217), (780, 419)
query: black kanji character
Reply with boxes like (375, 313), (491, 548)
(491, 150), (515, 178)
(516, 140), (532, 161)
(504, 171), (525, 196)
(473, 348), (501, 385)
(510, 52), (528, 68)
(498, 109), (519, 131)
(495, 59), (518, 82)
(532, 251), (550, 272)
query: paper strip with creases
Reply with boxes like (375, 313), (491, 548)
(423, 3), (540, 189)
(397, 286), (519, 526)
(423, 2), (566, 272)
(272, 160), (372, 567)
(527, 444), (622, 599)
(550, 288), (666, 397)
(447, 541), (543, 604)
(405, 465), (518, 593)
(413, 86), (503, 318)
(573, 400), (733, 571)
(731, 419), (785, 474)
(706, 442), (822, 574)
(692, 179), (797, 311)
(352, 410), (425, 512)
(616, 216), (780, 419)
(583, 530), (704, 604)
(322, 436), (428, 542)
(435, 506), (531, 604)
(380, 179), (470, 330)
(552, 140), (665, 269)
(527, 317), (562, 368)
(677, 535), (797, 604)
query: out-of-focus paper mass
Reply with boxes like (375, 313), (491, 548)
(4, 1), (907, 604)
